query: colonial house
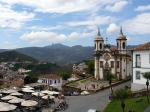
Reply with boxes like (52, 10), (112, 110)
(131, 42), (150, 91)
(94, 27), (132, 80)
(38, 75), (63, 90)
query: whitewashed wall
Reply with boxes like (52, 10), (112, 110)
(132, 50), (150, 90)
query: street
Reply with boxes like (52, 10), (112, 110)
(65, 81), (131, 112)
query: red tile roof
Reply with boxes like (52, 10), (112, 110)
(133, 42), (150, 51)
(39, 74), (61, 80)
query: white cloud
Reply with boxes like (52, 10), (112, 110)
(0, 41), (18, 49)
(0, 4), (35, 29)
(66, 15), (116, 27)
(1, 0), (128, 14)
(106, 0), (128, 12)
(28, 25), (63, 31)
(20, 30), (94, 43)
(68, 31), (94, 40)
(135, 5), (150, 12)
(0, 0), (102, 14)
(20, 31), (67, 43)
(107, 23), (120, 34)
(123, 13), (150, 35)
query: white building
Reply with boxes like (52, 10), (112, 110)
(18, 68), (31, 73)
(131, 42), (150, 91)
(94, 27), (132, 80)
(38, 75), (63, 90)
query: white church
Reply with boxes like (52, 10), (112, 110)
(94, 28), (132, 80)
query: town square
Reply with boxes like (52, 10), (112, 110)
(0, 0), (149, 112)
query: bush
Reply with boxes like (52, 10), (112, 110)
(59, 72), (71, 80)
(24, 76), (38, 84)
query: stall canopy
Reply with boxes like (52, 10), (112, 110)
(21, 100), (38, 107)
(0, 102), (17, 111)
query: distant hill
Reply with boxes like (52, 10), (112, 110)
(0, 49), (8, 53)
(0, 51), (37, 63)
(15, 44), (94, 64)
(0, 44), (138, 64)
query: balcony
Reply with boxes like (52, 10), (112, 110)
(135, 62), (141, 68)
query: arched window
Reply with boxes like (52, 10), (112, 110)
(122, 42), (126, 49)
(99, 43), (102, 49)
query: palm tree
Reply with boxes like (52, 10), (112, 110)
(115, 88), (129, 112)
(142, 72), (150, 103)
(106, 71), (115, 95)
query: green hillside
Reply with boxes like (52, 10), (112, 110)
(0, 50), (37, 63)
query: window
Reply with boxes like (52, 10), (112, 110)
(111, 61), (114, 68)
(100, 61), (103, 68)
(99, 43), (102, 49)
(122, 42), (125, 49)
(124, 69), (125, 72)
(136, 54), (141, 67)
(136, 71), (141, 80)
(117, 61), (119, 68)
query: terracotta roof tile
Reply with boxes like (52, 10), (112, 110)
(133, 42), (150, 51)
(39, 74), (61, 80)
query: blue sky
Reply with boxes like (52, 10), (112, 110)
(0, 0), (149, 49)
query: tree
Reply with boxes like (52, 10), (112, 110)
(24, 76), (38, 84)
(106, 71), (115, 95)
(59, 72), (71, 80)
(114, 88), (129, 112)
(85, 60), (94, 75)
(143, 72), (150, 104)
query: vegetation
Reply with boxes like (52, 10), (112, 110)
(24, 76), (38, 84)
(84, 60), (94, 75)
(16, 44), (94, 64)
(59, 72), (71, 80)
(21, 63), (72, 84)
(104, 96), (149, 112)
(142, 72), (150, 103)
(0, 50), (37, 63)
(105, 70), (115, 95)
(114, 88), (129, 112)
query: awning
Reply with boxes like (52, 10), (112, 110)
(21, 100), (38, 107)
(32, 92), (45, 97)
(10, 92), (23, 96)
(0, 102), (17, 111)
(1, 95), (17, 101)
(8, 98), (24, 104)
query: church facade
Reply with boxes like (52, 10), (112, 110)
(94, 28), (132, 80)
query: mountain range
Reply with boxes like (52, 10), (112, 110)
(0, 44), (137, 64)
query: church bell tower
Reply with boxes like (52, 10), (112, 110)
(116, 27), (127, 54)
(94, 27), (104, 80)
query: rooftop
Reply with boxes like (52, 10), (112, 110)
(39, 74), (61, 80)
(133, 42), (150, 51)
